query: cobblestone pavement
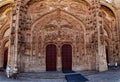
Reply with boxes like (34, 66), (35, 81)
(86, 70), (120, 82)
(0, 72), (67, 82)
(0, 70), (120, 82)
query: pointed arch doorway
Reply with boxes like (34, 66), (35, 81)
(62, 44), (72, 71)
(46, 44), (57, 71)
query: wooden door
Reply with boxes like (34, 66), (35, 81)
(4, 48), (8, 69)
(46, 44), (57, 71)
(62, 44), (72, 71)
(106, 46), (110, 64)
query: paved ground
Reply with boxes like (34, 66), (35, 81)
(87, 70), (120, 82)
(0, 69), (120, 82)
(0, 72), (67, 82)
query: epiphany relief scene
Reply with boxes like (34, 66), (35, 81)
(0, 0), (120, 82)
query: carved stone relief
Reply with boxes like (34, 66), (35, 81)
(4, 0), (119, 73)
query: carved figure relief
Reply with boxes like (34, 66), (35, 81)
(4, 0), (119, 73)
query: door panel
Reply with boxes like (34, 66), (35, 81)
(4, 48), (8, 69)
(62, 44), (72, 71)
(46, 44), (57, 71)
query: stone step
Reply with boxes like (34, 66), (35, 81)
(17, 71), (98, 80)
(18, 72), (65, 79)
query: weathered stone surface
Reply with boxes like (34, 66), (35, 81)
(0, 0), (119, 75)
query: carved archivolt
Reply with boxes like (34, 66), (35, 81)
(21, 9), (87, 71)
(5, 0), (119, 72)
(30, 10), (85, 43)
(28, 0), (89, 23)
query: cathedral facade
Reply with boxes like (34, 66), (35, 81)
(0, 0), (120, 75)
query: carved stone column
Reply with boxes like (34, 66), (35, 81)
(116, 8), (120, 63)
(57, 43), (62, 71)
(117, 9), (120, 63)
(7, 0), (22, 76)
(0, 40), (4, 69)
(91, 0), (108, 72)
(97, 3), (108, 72)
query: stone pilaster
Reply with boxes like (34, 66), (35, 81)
(117, 9), (120, 63)
(7, 0), (21, 74)
(0, 40), (4, 69)
(92, 0), (108, 72)
(57, 45), (62, 71)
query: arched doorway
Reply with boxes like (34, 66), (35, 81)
(3, 48), (8, 69)
(46, 44), (57, 71)
(106, 46), (109, 64)
(62, 44), (72, 71)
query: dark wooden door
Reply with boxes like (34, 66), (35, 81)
(62, 44), (72, 71)
(4, 48), (8, 69)
(106, 46), (109, 64)
(46, 44), (57, 71)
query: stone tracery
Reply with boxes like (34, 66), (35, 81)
(7, 0), (117, 72)
(0, 0), (119, 75)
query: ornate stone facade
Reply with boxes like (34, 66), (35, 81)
(0, 0), (120, 75)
